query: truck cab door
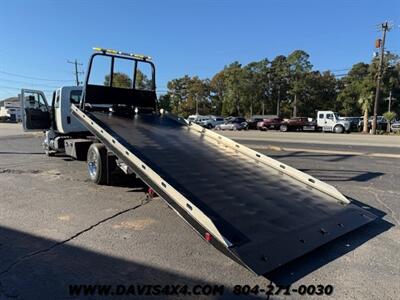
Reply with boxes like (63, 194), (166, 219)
(20, 89), (51, 131)
(324, 113), (335, 131)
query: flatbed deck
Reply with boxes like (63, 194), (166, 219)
(71, 107), (376, 275)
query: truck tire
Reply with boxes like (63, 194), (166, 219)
(280, 124), (288, 132)
(334, 125), (344, 134)
(87, 143), (108, 185)
(45, 149), (55, 157)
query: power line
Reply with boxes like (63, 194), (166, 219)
(0, 70), (74, 82)
(329, 68), (351, 72)
(0, 84), (54, 92)
(333, 73), (348, 77)
(0, 77), (60, 88)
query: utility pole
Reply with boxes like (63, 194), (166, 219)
(372, 21), (391, 134)
(293, 94), (297, 118)
(195, 95), (199, 115)
(67, 59), (83, 86)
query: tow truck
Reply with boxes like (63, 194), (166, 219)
(317, 111), (351, 133)
(20, 48), (376, 275)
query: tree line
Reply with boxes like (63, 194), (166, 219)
(158, 50), (400, 123)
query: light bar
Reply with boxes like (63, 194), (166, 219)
(93, 47), (152, 61)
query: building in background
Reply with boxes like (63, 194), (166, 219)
(0, 97), (21, 122)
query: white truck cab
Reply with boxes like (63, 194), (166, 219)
(53, 86), (85, 133)
(20, 87), (90, 157)
(317, 111), (351, 133)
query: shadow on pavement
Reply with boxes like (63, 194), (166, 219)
(0, 225), (263, 300)
(264, 200), (392, 285)
(269, 151), (356, 162)
(298, 168), (384, 182)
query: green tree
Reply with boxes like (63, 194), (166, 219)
(270, 55), (289, 116)
(337, 63), (370, 116)
(166, 75), (210, 117)
(135, 70), (153, 90)
(162, 49), (400, 120)
(158, 93), (172, 111)
(300, 71), (338, 117)
(243, 59), (271, 117)
(104, 70), (151, 89)
(104, 72), (132, 88)
(221, 62), (246, 116)
(210, 70), (226, 115)
(383, 111), (397, 132)
(188, 77), (211, 115)
(167, 75), (191, 115)
(358, 90), (374, 133)
(287, 50), (313, 117)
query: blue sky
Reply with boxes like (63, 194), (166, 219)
(0, 0), (399, 100)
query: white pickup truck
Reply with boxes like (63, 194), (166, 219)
(317, 110), (351, 133)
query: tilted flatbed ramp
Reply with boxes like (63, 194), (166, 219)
(72, 106), (376, 275)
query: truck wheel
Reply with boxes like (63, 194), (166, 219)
(334, 125), (344, 134)
(45, 149), (55, 157)
(280, 124), (288, 132)
(87, 143), (108, 185)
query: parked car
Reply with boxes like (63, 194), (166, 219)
(196, 116), (212, 125)
(215, 117), (248, 131)
(200, 116), (225, 129)
(247, 115), (277, 130)
(339, 117), (362, 132)
(279, 117), (316, 132)
(257, 117), (283, 131)
(187, 114), (208, 124)
(358, 116), (387, 131)
(391, 121), (400, 132)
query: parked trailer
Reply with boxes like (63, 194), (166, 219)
(21, 48), (376, 275)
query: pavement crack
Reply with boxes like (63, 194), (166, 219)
(0, 197), (149, 277)
(370, 191), (400, 226)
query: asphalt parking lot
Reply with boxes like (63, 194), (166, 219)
(0, 124), (399, 299)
